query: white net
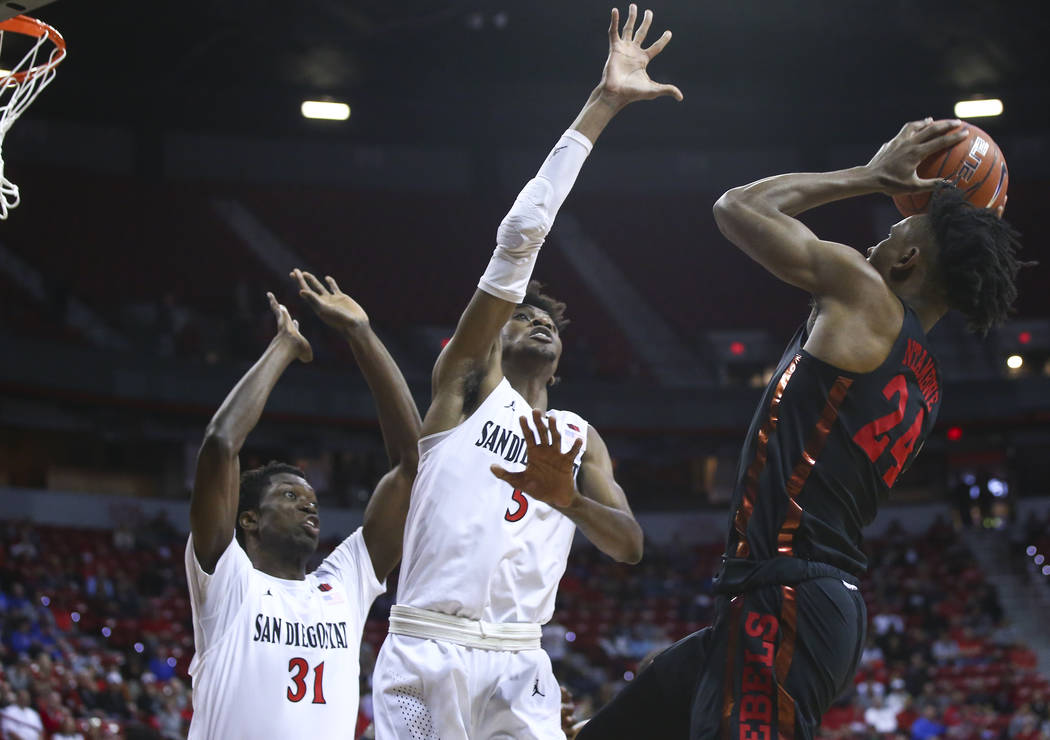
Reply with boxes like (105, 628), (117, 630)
(0, 17), (66, 219)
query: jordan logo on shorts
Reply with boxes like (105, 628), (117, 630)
(531, 677), (544, 697)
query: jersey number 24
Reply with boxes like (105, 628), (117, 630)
(852, 374), (925, 487)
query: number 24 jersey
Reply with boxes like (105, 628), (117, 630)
(725, 305), (941, 577)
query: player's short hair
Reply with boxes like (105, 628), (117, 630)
(236, 461), (307, 546)
(520, 280), (569, 332)
(928, 183), (1032, 335)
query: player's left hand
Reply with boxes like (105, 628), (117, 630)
(490, 410), (583, 509)
(866, 118), (968, 194)
(291, 269), (370, 331)
(598, 5), (683, 108)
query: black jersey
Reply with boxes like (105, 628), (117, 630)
(722, 304), (941, 578)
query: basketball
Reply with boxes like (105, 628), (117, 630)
(892, 122), (1009, 217)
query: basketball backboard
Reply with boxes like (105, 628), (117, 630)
(1, 0), (57, 22)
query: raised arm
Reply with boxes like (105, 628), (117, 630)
(190, 293), (312, 573)
(293, 270), (422, 580)
(423, 4), (682, 437)
(711, 118), (967, 300)
(491, 411), (643, 564)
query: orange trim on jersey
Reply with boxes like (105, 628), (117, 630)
(777, 375), (853, 556)
(722, 595), (745, 735)
(734, 355), (801, 557)
(775, 586), (798, 740)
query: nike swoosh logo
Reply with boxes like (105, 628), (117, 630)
(550, 145), (567, 158)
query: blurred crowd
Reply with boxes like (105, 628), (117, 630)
(2, 515), (1049, 739)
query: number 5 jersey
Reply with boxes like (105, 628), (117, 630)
(396, 376), (588, 625)
(184, 529), (385, 739)
(722, 304), (941, 581)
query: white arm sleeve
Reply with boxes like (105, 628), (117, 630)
(478, 129), (593, 303)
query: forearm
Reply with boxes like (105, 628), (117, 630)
(720, 165), (882, 218)
(204, 337), (298, 450)
(341, 324), (421, 470)
(561, 494), (643, 564)
(362, 465), (413, 580)
(569, 86), (624, 146)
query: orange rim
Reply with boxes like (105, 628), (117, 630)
(0, 14), (67, 84)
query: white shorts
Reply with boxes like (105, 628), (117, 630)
(373, 633), (564, 740)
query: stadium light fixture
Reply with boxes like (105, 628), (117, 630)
(954, 98), (1003, 119)
(301, 100), (350, 121)
(1006, 354), (1023, 370)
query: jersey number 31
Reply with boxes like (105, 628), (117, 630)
(287, 658), (326, 704)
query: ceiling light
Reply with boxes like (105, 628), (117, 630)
(954, 98), (1003, 118)
(301, 100), (350, 121)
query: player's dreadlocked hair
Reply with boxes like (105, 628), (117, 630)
(520, 280), (569, 332)
(236, 461), (307, 545)
(928, 183), (1031, 335)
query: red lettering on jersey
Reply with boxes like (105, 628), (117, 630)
(744, 643), (774, 668)
(741, 665), (773, 695)
(740, 725), (771, 740)
(505, 488), (528, 522)
(740, 694), (773, 724)
(744, 612), (778, 641)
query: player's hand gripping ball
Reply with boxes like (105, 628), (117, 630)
(893, 122), (1008, 217)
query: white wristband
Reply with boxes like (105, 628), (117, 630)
(478, 129), (593, 303)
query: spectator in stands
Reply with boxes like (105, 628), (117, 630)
(910, 704), (947, 740)
(1009, 703), (1042, 740)
(931, 631), (961, 663)
(50, 712), (84, 740)
(864, 693), (899, 734)
(0, 688), (43, 740)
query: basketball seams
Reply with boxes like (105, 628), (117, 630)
(893, 123), (1007, 216)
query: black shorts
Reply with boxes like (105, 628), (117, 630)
(575, 574), (866, 740)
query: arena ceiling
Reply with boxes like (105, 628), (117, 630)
(25, 0), (1050, 150)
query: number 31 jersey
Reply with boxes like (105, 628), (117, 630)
(724, 305), (941, 577)
(397, 377), (588, 625)
(185, 529), (384, 739)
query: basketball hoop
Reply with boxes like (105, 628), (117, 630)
(0, 14), (66, 219)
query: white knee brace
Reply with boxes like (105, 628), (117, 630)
(478, 129), (593, 303)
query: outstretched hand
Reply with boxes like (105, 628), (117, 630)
(291, 268), (370, 332)
(490, 410), (583, 509)
(267, 291), (313, 363)
(599, 4), (683, 107)
(866, 118), (968, 195)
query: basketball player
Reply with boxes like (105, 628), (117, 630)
(574, 118), (1027, 739)
(371, 5), (682, 738)
(185, 271), (421, 739)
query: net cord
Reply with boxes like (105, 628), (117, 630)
(0, 24), (65, 218)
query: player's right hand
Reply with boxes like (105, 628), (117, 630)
(291, 268), (370, 333)
(267, 291), (313, 363)
(865, 118), (968, 195)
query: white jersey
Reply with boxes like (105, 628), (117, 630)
(397, 377), (586, 624)
(185, 528), (385, 740)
